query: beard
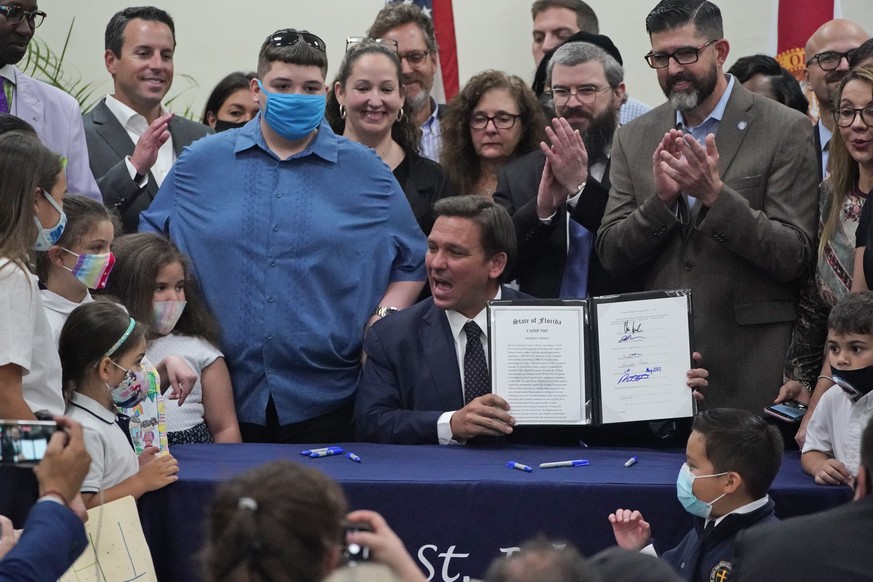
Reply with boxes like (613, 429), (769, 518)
(664, 66), (718, 112)
(405, 88), (430, 111)
(583, 107), (618, 163)
(561, 104), (618, 163)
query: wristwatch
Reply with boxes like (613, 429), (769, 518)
(574, 181), (587, 196)
(372, 306), (399, 318)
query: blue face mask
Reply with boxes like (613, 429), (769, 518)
(33, 189), (67, 251)
(257, 80), (325, 141)
(676, 463), (728, 519)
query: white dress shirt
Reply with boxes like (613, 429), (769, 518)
(104, 94), (175, 187)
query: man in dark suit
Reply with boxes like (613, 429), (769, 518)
(596, 0), (817, 414)
(355, 195), (525, 445)
(495, 33), (632, 299)
(733, 416), (873, 581)
(83, 6), (210, 233)
(804, 19), (868, 183)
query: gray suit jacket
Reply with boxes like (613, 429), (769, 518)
(9, 66), (101, 200)
(596, 81), (817, 413)
(83, 99), (211, 232)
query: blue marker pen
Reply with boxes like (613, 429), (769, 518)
(309, 447), (345, 458)
(347, 452), (361, 463)
(506, 461), (533, 473)
(300, 446), (344, 456)
(624, 456), (638, 468)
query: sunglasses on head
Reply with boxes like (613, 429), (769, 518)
(268, 29), (326, 53)
(345, 36), (399, 53)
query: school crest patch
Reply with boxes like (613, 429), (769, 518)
(710, 560), (732, 582)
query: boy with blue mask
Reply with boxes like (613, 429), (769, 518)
(140, 27), (427, 445)
(608, 408), (783, 582)
(802, 292), (873, 485)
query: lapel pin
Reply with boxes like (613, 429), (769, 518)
(737, 121), (748, 131)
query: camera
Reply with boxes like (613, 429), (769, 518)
(0, 419), (58, 466)
(342, 520), (372, 564)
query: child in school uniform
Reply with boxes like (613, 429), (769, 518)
(37, 195), (119, 341)
(803, 292), (873, 485)
(608, 408), (784, 582)
(103, 233), (241, 444)
(60, 301), (179, 508)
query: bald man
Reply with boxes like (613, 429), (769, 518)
(804, 19), (869, 182)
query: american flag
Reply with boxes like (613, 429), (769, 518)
(386, 0), (459, 101)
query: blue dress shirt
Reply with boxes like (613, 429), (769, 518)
(140, 117), (427, 425)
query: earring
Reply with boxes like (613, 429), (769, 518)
(396, 108), (405, 122)
(339, 105), (346, 120)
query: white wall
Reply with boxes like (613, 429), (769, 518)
(35, 0), (873, 117)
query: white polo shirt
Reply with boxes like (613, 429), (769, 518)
(67, 392), (138, 494)
(0, 258), (64, 415)
(40, 288), (93, 344)
(803, 388), (873, 475)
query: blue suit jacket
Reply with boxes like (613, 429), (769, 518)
(0, 500), (87, 581)
(9, 66), (101, 201)
(355, 287), (527, 444)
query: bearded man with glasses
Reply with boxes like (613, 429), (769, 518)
(597, 0), (818, 416)
(367, 2), (443, 162)
(494, 33), (638, 300)
(0, 1), (101, 201)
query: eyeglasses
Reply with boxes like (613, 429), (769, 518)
(398, 49), (430, 66)
(469, 113), (521, 130)
(546, 85), (612, 106)
(644, 39), (718, 69)
(267, 29), (326, 53)
(833, 105), (873, 128)
(807, 50), (858, 71)
(0, 4), (46, 28)
(345, 36), (399, 53)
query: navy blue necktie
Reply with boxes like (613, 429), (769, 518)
(116, 412), (135, 451)
(560, 219), (593, 298)
(463, 321), (490, 404)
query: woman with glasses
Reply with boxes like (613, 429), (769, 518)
(778, 65), (873, 446)
(326, 38), (453, 236)
(440, 71), (546, 198)
(850, 66), (873, 292)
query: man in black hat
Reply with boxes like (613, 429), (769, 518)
(494, 35), (635, 298)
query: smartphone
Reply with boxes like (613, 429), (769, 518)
(342, 520), (372, 564)
(0, 419), (57, 466)
(764, 401), (808, 424)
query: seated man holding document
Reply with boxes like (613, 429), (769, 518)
(355, 194), (708, 446)
(355, 196), (530, 445)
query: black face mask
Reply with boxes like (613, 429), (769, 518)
(831, 364), (873, 402)
(214, 119), (248, 132)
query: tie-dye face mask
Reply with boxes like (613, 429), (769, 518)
(62, 248), (116, 289)
(152, 300), (187, 335)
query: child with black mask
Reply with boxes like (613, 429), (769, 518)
(803, 291), (873, 485)
(608, 408), (783, 582)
